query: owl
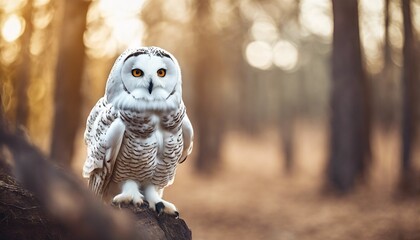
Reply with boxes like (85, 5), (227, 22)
(82, 47), (193, 217)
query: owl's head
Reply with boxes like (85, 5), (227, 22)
(105, 47), (182, 112)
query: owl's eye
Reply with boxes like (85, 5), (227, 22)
(157, 68), (166, 77)
(131, 69), (143, 77)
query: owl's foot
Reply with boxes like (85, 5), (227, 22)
(112, 180), (144, 207)
(154, 200), (179, 218)
(144, 185), (179, 217)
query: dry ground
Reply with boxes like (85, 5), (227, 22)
(73, 122), (420, 240)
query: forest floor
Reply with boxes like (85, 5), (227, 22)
(73, 121), (420, 240)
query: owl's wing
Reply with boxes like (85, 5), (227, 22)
(179, 113), (193, 163)
(82, 102), (125, 196)
(84, 97), (106, 146)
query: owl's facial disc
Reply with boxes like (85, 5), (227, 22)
(120, 54), (178, 102)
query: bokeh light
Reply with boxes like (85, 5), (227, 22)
(360, 0), (385, 73)
(2, 14), (25, 42)
(245, 41), (273, 70)
(84, 0), (145, 58)
(250, 18), (279, 43)
(273, 40), (299, 71)
(299, 0), (333, 39)
(0, 41), (20, 65)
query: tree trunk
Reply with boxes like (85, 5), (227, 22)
(378, 0), (396, 128)
(327, 0), (370, 193)
(192, 0), (225, 174)
(50, 0), (90, 167)
(280, 117), (294, 173)
(400, 0), (419, 193)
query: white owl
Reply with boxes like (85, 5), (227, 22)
(82, 47), (193, 217)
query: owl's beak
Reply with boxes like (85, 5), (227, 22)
(148, 81), (153, 94)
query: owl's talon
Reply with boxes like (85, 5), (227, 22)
(111, 200), (121, 208)
(153, 201), (179, 217)
(156, 202), (165, 216)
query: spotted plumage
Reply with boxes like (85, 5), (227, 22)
(82, 47), (193, 216)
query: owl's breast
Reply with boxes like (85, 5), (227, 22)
(120, 110), (158, 138)
(112, 108), (185, 187)
(112, 111), (158, 183)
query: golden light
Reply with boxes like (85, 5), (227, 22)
(85, 0), (145, 58)
(34, 0), (50, 7)
(0, 41), (20, 65)
(245, 41), (273, 70)
(273, 40), (299, 71)
(2, 14), (25, 42)
(33, 7), (54, 29)
(30, 31), (46, 56)
(0, 0), (27, 13)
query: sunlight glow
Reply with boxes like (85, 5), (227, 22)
(2, 14), (24, 42)
(299, 0), (332, 39)
(414, 2), (420, 33)
(33, 0), (50, 7)
(33, 7), (54, 29)
(273, 40), (298, 71)
(98, 0), (144, 17)
(211, 0), (233, 29)
(85, 0), (145, 58)
(0, 0), (27, 13)
(360, 0), (384, 73)
(30, 31), (46, 56)
(251, 18), (279, 43)
(0, 42), (20, 65)
(389, 1), (403, 50)
(245, 41), (273, 70)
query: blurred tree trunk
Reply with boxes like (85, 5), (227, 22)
(279, 0), (301, 173)
(399, 0), (419, 193)
(383, 0), (392, 71)
(192, 0), (225, 173)
(225, 1), (250, 130)
(378, 0), (396, 128)
(50, 0), (90, 167)
(14, 0), (33, 128)
(327, 0), (371, 193)
(280, 109), (294, 173)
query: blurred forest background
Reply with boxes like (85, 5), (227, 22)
(1, 0), (420, 239)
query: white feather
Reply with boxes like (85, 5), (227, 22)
(104, 117), (125, 162)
